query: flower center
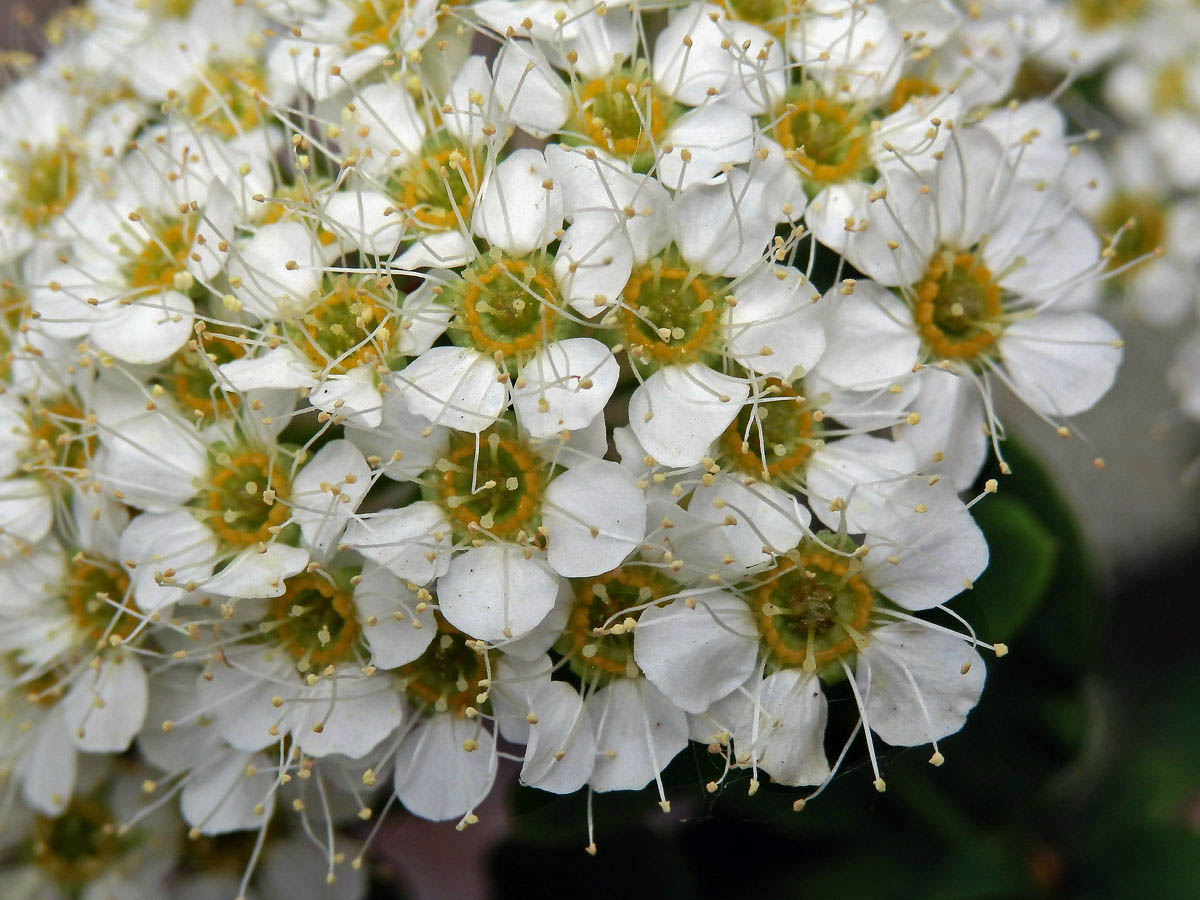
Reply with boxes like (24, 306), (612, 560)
(913, 250), (1004, 360)
(22, 667), (67, 707)
(721, 0), (792, 26)
(389, 133), (481, 232)
(183, 59), (269, 139)
(620, 254), (728, 368)
(444, 254), (560, 361)
(268, 572), (361, 669)
(569, 71), (672, 167)
(9, 144), (80, 229)
(66, 559), (137, 644)
(24, 399), (94, 484)
(163, 324), (247, 423)
(1072, 0), (1145, 30)
(197, 450), (291, 547)
(348, 0), (457, 51)
(34, 799), (127, 893)
(399, 616), (488, 717)
(1, 285), (30, 382)
(153, 0), (194, 17)
(720, 380), (821, 482)
(291, 276), (396, 375)
(749, 548), (873, 673)
(1098, 193), (1165, 275)
(558, 566), (678, 682)
(773, 95), (868, 186)
(434, 427), (543, 540)
(127, 215), (196, 291)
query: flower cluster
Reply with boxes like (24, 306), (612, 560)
(0, 0), (1126, 894)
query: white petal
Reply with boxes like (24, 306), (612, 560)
(688, 476), (809, 569)
(321, 189), (405, 257)
(473, 149), (563, 255)
(543, 459), (646, 577)
(673, 170), (774, 277)
(291, 670), (403, 758)
(63, 654), (148, 752)
(513, 338), (619, 439)
(339, 82), (426, 174)
(0, 477), (53, 545)
(442, 56), (495, 146)
(118, 511), (218, 612)
(309, 368), (384, 428)
(20, 711), (77, 815)
(181, 748), (277, 835)
(708, 670), (830, 786)
(395, 346), (507, 433)
(394, 713), (496, 821)
(634, 592), (758, 714)
(219, 346), (317, 391)
(862, 480), (988, 610)
(353, 565), (438, 668)
(894, 370), (988, 491)
(857, 622), (985, 746)
(394, 230), (477, 270)
(806, 435), (918, 533)
(396, 274), (455, 355)
(290, 439), (372, 556)
(812, 281), (920, 390)
(91, 290), (194, 365)
(628, 364), (750, 467)
(658, 103), (755, 189)
(94, 412), (208, 511)
(197, 647), (297, 752)
(728, 265), (826, 379)
(553, 213), (634, 315)
(438, 543), (559, 641)
(521, 681), (596, 794)
(202, 543), (310, 599)
(589, 678), (688, 792)
(491, 40), (569, 139)
(229, 222), (322, 319)
(997, 313), (1123, 417)
(652, 4), (732, 106)
(342, 502), (452, 586)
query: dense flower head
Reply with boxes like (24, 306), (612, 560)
(0, 0), (1151, 891)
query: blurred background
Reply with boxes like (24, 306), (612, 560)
(3, 3), (1198, 898)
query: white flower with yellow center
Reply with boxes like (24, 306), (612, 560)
(806, 127), (1123, 486)
(0, 74), (142, 265)
(635, 478), (991, 791)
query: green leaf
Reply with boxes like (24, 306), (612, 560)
(960, 494), (1059, 642)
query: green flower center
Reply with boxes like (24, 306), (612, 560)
(388, 133), (481, 232)
(34, 799), (132, 893)
(773, 94), (868, 186)
(195, 449), (291, 547)
(289, 276), (397, 375)
(162, 325), (247, 423)
(400, 618), (488, 717)
(1098, 193), (1165, 275)
(184, 58), (269, 139)
(126, 214), (197, 292)
(720, 380), (822, 482)
(268, 572), (361, 670)
(914, 250), (1004, 361)
(24, 398), (94, 484)
(8, 144), (80, 229)
(432, 427), (544, 541)
(748, 547), (873, 676)
(568, 69), (674, 169)
(66, 559), (137, 644)
(557, 566), (678, 684)
(620, 254), (728, 368)
(724, 0), (791, 26)
(443, 253), (560, 363)
(1072, 0), (1145, 30)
